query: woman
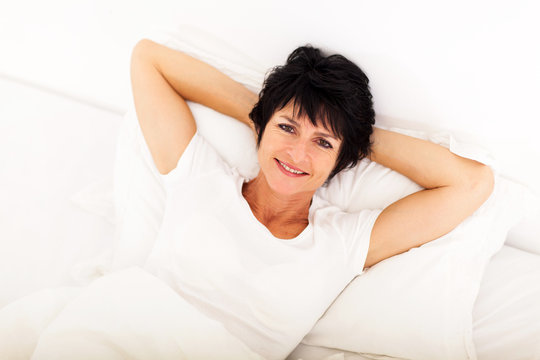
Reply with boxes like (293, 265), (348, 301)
(130, 39), (494, 359)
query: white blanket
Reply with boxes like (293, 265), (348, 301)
(0, 267), (264, 360)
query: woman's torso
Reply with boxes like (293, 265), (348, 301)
(144, 132), (380, 359)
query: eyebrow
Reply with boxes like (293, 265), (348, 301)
(280, 116), (338, 140)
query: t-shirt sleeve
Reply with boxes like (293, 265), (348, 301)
(348, 209), (383, 274)
(346, 208), (383, 275)
(317, 206), (382, 276)
(159, 132), (230, 189)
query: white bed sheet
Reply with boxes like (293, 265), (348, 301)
(0, 267), (263, 360)
(472, 246), (540, 359)
(0, 76), (121, 307)
(2, 245), (538, 360)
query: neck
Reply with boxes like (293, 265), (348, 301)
(242, 172), (313, 228)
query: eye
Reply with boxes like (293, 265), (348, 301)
(278, 124), (294, 133)
(317, 138), (333, 149)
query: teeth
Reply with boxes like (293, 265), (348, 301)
(278, 160), (305, 174)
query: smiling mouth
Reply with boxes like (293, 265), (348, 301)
(274, 158), (308, 176)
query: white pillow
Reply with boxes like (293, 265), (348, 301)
(505, 209), (540, 255)
(317, 126), (499, 209)
(104, 25), (264, 272)
(146, 23), (266, 94)
(109, 103), (259, 272)
(108, 106), (166, 271)
(305, 141), (536, 359)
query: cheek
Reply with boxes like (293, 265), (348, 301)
(259, 133), (283, 157)
(314, 152), (338, 174)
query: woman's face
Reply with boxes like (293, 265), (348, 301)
(257, 103), (342, 197)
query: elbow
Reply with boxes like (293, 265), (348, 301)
(133, 38), (155, 52)
(468, 164), (495, 205)
(131, 39), (158, 63)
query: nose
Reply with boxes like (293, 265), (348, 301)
(287, 139), (309, 165)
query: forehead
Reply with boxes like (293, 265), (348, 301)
(273, 102), (339, 136)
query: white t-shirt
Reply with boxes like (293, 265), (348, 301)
(144, 132), (382, 360)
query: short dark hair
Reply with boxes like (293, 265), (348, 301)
(248, 44), (375, 182)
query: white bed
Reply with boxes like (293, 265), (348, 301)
(1, 72), (540, 360)
(1, 1), (540, 359)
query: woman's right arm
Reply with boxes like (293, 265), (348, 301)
(364, 127), (494, 269)
(130, 39), (258, 175)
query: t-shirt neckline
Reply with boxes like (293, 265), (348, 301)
(235, 175), (314, 243)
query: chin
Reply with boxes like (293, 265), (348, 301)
(267, 171), (318, 197)
(275, 183), (306, 196)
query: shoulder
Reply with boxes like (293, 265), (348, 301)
(311, 195), (382, 274)
(160, 132), (240, 188)
(311, 194), (382, 237)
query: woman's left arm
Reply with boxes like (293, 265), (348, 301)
(364, 127), (494, 269)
